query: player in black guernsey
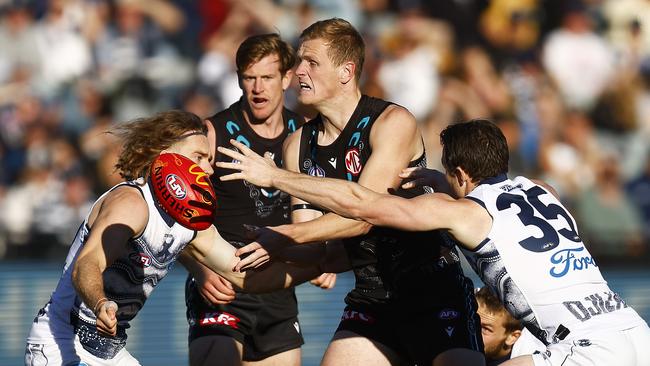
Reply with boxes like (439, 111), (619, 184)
(225, 19), (485, 366)
(181, 34), (309, 366)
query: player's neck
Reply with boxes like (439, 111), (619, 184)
(242, 107), (285, 139)
(318, 88), (362, 133)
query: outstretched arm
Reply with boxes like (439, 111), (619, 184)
(178, 252), (236, 304)
(215, 139), (491, 248)
(185, 225), (349, 292)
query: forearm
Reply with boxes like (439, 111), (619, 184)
(178, 250), (210, 279)
(271, 170), (365, 215)
(241, 263), (322, 293)
(280, 213), (372, 244)
(72, 259), (107, 313)
(189, 229), (323, 292)
(272, 171), (375, 235)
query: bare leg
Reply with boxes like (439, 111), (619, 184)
(501, 355), (535, 366)
(433, 348), (486, 366)
(243, 348), (301, 366)
(189, 335), (243, 366)
(321, 330), (407, 366)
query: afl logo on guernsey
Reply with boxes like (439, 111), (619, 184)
(345, 148), (362, 176)
(129, 252), (152, 268)
(165, 174), (187, 199)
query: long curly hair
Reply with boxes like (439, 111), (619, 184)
(112, 110), (207, 181)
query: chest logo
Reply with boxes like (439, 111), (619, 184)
(328, 157), (337, 169)
(549, 246), (597, 278)
(308, 165), (326, 177)
(345, 148), (362, 176)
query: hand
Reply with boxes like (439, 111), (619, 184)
(310, 273), (337, 289)
(95, 300), (118, 337)
(234, 225), (295, 272)
(195, 270), (236, 305)
(215, 139), (280, 187)
(399, 167), (451, 194)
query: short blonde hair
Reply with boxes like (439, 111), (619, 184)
(300, 18), (365, 81)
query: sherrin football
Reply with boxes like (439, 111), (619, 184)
(150, 153), (216, 230)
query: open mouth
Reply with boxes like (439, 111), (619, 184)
(251, 97), (268, 106)
(299, 82), (312, 91)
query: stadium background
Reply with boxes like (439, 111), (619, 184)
(1, 0), (649, 364)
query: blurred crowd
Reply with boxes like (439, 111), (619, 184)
(0, 0), (648, 263)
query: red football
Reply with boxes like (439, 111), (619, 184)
(150, 153), (216, 230)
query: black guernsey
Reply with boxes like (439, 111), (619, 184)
(297, 95), (454, 308)
(209, 99), (302, 244)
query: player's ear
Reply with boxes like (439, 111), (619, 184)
(282, 69), (293, 90)
(455, 167), (472, 187)
(452, 168), (464, 187)
(237, 72), (244, 90)
(339, 61), (355, 84)
(204, 120), (217, 161)
(505, 329), (522, 347)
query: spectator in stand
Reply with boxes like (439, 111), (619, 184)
(542, 0), (615, 111)
(626, 152), (650, 254)
(576, 151), (645, 258)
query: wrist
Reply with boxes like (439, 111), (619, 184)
(93, 297), (109, 315)
(269, 167), (288, 190)
(274, 224), (302, 245)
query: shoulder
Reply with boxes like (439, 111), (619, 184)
(102, 185), (148, 213)
(370, 104), (419, 146)
(284, 125), (304, 149)
(88, 184), (148, 233)
(207, 101), (240, 125)
(282, 126), (305, 169)
(375, 104), (417, 131)
(206, 110), (228, 125)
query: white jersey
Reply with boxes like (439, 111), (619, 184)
(463, 175), (646, 345)
(27, 179), (196, 360)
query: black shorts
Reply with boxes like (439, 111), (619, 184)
(185, 275), (304, 361)
(337, 269), (483, 364)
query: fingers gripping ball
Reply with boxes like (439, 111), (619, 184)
(150, 153), (216, 230)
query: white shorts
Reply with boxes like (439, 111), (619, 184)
(24, 336), (140, 366)
(531, 324), (650, 366)
(511, 328), (545, 358)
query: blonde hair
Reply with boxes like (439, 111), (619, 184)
(113, 110), (206, 181)
(300, 18), (365, 81)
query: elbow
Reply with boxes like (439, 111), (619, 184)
(220, 270), (246, 291)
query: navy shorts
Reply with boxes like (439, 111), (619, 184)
(337, 265), (484, 364)
(185, 275), (304, 361)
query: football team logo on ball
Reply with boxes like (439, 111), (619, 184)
(150, 153), (216, 230)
